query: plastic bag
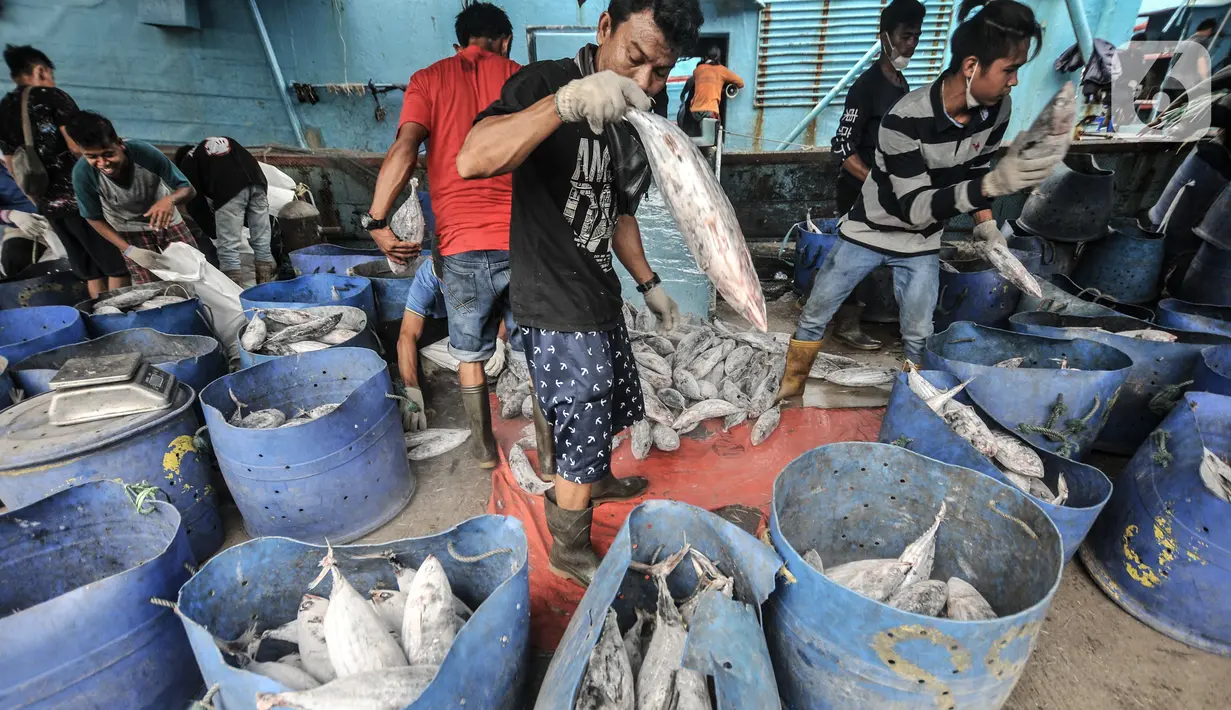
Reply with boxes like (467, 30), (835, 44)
(146, 242), (246, 361)
(388, 178), (425, 276)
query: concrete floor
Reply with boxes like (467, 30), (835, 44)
(213, 291), (1231, 708)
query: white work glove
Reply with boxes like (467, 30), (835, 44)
(123, 245), (162, 269)
(555, 70), (651, 135)
(973, 220), (1007, 248)
(981, 145), (1063, 198)
(643, 284), (680, 335)
(395, 382), (427, 432)
(485, 341), (507, 378)
(8, 211), (49, 242)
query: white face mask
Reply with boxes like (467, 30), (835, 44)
(883, 33), (911, 71)
(965, 61), (981, 109)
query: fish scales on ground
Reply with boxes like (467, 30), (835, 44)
(574, 609), (635, 710)
(315, 545), (408, 676)
(255, 665), (439, 710)
(400, 555), (457, 667)
(624, 110), (768, 331)
(750, 405), (782, 446)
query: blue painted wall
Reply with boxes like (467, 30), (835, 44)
(0, 0), (1142, 154)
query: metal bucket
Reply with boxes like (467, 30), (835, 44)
(766, 442), (1064, 709)
(0, 304), (87, 365)
(177, 514), (527, 710)
(0, 481), (201, 709)
(879, 369), (1111, 560)
(0, 356), (11, 411)
(0, 258), (88, 309)
(923, 322), (1133, 460)
(199, 347), (413, 543)
(0, 383), (221, 562)
(1158, 298), (1231, 337)
(1008, 312), (1230, 455)
(1080, 392), (1231, 656)
(237, 305), (376, 369)
(1181, 242), (1231, 306)
(240, 273), (377, 326)
(77, 283), (213, 338)
(537, 500), (783, 709)
(1018, 153), (1114, 243)
(1071, 221), (1166, 304)
(935, 247), (1042, 330)
(350, 258), (414, 323)
(288, 243), (384, 276)
(791, 219), (839, 296)
(1006, 225), (1081, 277)
(1194, 345), (1231, 396)
(10, 328), (226, 398)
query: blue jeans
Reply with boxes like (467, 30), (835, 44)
(797, 238), (939, 363)
(440, 250), (512, 362)
(214, 185), (273, 271)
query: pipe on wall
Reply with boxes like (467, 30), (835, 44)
(1064, 0), (1096, 66)
(248, 0), (308, 149)
(775, 42), (879, 150)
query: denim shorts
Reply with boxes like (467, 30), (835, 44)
(440, 250), (512, 362)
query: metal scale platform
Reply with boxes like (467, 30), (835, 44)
(46, 352), (177, 426)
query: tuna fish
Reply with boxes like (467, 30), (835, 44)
(826, 559), (911, 602)
(1015, 82), (1076, 164)
(673, 399), (741, 431)
(1200, 448), (1231, 503)
(576, 608), (636, 710)
(722, 410), (747, 431)
(93, 305), (123, 315)
(641, 384), (677, 428)
(626, 109), (766, 331)
(510, 443), (553, 494)
(624, 609), (652, 679)
(802, 549), (824, 574)
(720, 380), (752, 411)
(689, 346), (726, 380)
(944, 577), (997, 620)
(406, 428), (471, 461)
(266, 313), (343, 347)
(898, 503), (945, 588)
(262, 308), (315, 327)
(521, 395), (534, 420)
(657, 387), (686, 411)
(750, 405), (781, 446)
(723, 345), (755, 378)
(995, 356), (1025, 369)
(135, 294), (188, 310)
(887, 580), (948, 617)
(242, 316), (268, 352)
(240, 408), (288, 429)
(635, 349), (672, 379)
(980, 242), (1043, 299)
(636, 574), (689, 710)
(1119, 328), (1177, 342)
(631, 419), (653, 460)
(651, 422), (680, 452)
(289, 341), (330, 354)
(991, 430), (1045, 479)
(673, 368), (704, 401)
(94, 285), (162, 311)
(698, 380), (720, 401)
(370, 589), (405, 633)
(255, 666), (439, 710)
(317, 328), (359, 345)
(400, 555), (457, 666)
(312, 545), (408, 676)
(387, 178), (424, 277)
(296, 594), (336, 683)
(823, 366), (898, 388)
(247, 660), (321, 691)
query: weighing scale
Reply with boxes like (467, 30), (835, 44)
(46, 352), (177, 426)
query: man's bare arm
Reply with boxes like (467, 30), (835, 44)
(611, 215), (654, 284)
(457, 97), (561, 179)
(972, 209), (994, 225)
(369, 122), (428, 262)
(396, 311), (427, 388)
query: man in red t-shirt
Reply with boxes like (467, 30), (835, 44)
(364, 2), (518, 466)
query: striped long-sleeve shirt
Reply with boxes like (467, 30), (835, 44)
(841, 78), (1011, 256)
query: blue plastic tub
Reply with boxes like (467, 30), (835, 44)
(237, 305), (376, 369)
(240, 273), (377, 326)
(1009, 311), (1231, 455)
(1021, 274), (1156, 321)
(879, 369), (1111, 560)
(288, 243), (383, 276)
(935, 247), (1042, 330)
(0, 258), (89, 309)
(0, 383), (221, 562)
(0, 304), (86, 365)
(1181, 241), (1231, 306)
(76, 283), (213, 338)
(766, 442), (1064, 709)
(1080, 392), (1231, 656)
(349, 258), (413, 323)
(1194, 345), (1231, 395)
(200, 347), (413, 543)
(0, 481), (201, 709)
(1070, 221), (1166, 304)
(177, 514), (528, 710)
(0, 356), (12, 412)
(536, 500), (784, 709)
(10, 328), (226, 398)
(792, 218), (839, 296)
(1158, 298), (1231, 337)
(923, 322), (1133, 460)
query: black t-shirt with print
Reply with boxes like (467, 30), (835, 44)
(0, 86), (81, 217)
(477, 59), (637, 332)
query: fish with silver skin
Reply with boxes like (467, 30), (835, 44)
(135, 294), (187, 310)
(575, 608), (635, 710)
(887, 580), (948, 617)
(898, 503), (945, 588)
(400, 555), (457, 666)
(510, 443), (553, 495)
(406, 428), (471, 461)
(826, 559), (911, 602)
(387, 177), (424, 277)
(246, 659), (321, 691)
(311, 545), (408, 677)
(750, 405), (781, 446)
(242, 316), (268, 352)
(630, 419), (653, 460)
(651, 422), (680, 451)
(657, 387), (686, 411)
(1200, 448), (1231, 502)
(625, 109), (767, 331)
(823, 366), (898, 388)
(265, 313), (343, 347)
(673, 399), (741, 431)
(296, 594), (336, 683)
(944, 577), (997, 620)
(317, 328), (359, 345)
(93, 285), (162, 311)
(255, 666), (439, 710)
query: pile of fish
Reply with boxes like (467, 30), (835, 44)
(575, 545), (731, 710)
(801, 504), (997, 620)
(219, 546), (471, 710)
(241, 308), (362, 356)
(91, 285), (188, 315)
(228, 389), (341, 429)
(905, 365), (1068, 506)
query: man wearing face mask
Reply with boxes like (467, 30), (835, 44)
(458, 0), (703, 586)
(827, 0), (925, 351)
(780, 0), (1062, 394)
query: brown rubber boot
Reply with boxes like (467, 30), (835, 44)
(833, 303), (882, 351)
(255, 261), (278, 284)
(223, 270), (245, 288)
(590, 473), (649, 504)
(544, 490), (601, 587)
(774, 338), (823, 401)
(532, 399), (556, 481)
(460, 382), (498, 469)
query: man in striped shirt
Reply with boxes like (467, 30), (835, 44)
(778, 0), (1059, 398)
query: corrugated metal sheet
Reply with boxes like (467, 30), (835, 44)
(755, 0), (955, 108)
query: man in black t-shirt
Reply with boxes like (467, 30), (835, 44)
(826, 0), (924, 351)
(459, 0), (703, 587)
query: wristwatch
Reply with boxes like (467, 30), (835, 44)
(636, 272), (661, 294)
(360, 212), (387, 231)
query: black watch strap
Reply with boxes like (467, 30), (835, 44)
(362, 212), (388, 230)
(636, 272), (661, 294)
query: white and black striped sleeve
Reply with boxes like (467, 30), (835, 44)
(874, 113), (993, 229)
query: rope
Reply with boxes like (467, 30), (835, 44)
(189, 684), (221, 710)
(1150, 429), (1174, 467)
(149, 597), (178, 610)
(384, 392), (419, 412)
(447, 541), (513, 563)
(721, 129), (817, 151)
(185, 562), (198, 575)
(192, 426), (211, 455)
(1017, 423), (1068, 442)
(1149, 381), (1193, 416)
(889, 435), (914, 448)
(125, 482), (162, 514)
(1065, 394), (1101, 435)
(948, 336), (976, 344)
(1045, 394), (1068, 430)
(936, 287), (969, 316)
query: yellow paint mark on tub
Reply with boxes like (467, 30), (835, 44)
(1154, 513), (1177, 567)
(1122, 524), (1161, 588)
(985, 621), (1043, 681)
(163, 435), (196, 478)
(872, 624), (970, 706)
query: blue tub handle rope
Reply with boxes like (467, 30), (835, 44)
(935, 286), (969, 316)
(124, 481), (164, 514)
(777, 222), (798, 260)
(189, 684), (221, 710)
(447, 540), (513, 563)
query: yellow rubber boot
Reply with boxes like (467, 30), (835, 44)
(775, 338), (823, 401)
